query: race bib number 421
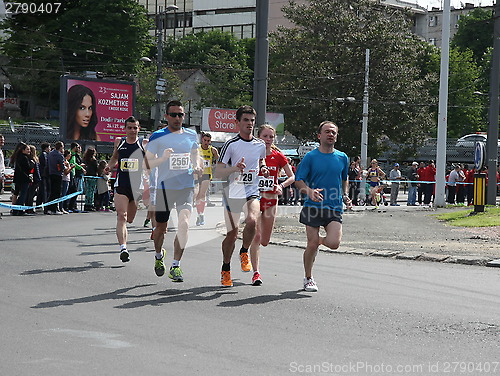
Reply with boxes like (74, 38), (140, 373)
(120, 158), (139, 172)
(169, 153), (190, 170)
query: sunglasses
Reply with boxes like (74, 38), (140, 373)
(168, 112), (184, 118)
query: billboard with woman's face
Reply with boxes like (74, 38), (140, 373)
(60, 76), (136, 142)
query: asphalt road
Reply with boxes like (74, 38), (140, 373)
(1, 206), (500, 376)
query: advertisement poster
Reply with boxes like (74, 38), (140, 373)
(60, 76), (135, 142)
(201, 108), (285, 135)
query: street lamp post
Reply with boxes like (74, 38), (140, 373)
(3, 83), (11, 100)
(154, 5), (178, 130)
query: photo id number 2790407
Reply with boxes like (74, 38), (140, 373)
(5, 2), (62, 14)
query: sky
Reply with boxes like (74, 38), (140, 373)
(415, 0), (495, 9)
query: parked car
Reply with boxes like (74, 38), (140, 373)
(18, 122), (59, 136)
(455, 134), (500, 148)
(3, 166), (14, 191)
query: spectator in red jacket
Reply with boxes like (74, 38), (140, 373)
(417, 161), (425, 205)
(420, 160), (436, 205)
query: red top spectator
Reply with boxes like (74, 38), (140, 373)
(420, 162), (436, 182)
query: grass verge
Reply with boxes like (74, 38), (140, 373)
(434, 206), (500, 227)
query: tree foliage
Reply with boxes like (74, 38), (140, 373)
(135, 64), (182, 127)
(451, 7), (494, 130)
(268, 0), (436, 160)
(425, 47), (484, 137)
(452, 8), (493, 65)
(162, 31), (253, 109)
(0, 0), (152, 112)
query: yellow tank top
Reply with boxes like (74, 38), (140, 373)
(199, 145), (214, 177)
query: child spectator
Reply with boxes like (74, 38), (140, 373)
(60, 150), (75, 213)
(96, 160), (111, 212)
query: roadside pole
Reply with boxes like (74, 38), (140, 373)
(253, 0), (269, 129)
(359, 49), (370, 203)
(487, 1), (500, 205)
(434, 0), (451, 207)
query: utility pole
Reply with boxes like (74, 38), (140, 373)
(487, 1), (500, 205)
(154, 5), (178, 130)
(253, 0), (269, 129)
(434, 0), (451, 207)
(360, 49), (370, 171)
(154, 7), (165, 130)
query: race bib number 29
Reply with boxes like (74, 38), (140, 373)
(236, 169), (257, 185)
(169, 153), (190, 170)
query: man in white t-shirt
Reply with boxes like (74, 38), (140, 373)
(389, 163), (402, 206)
(215, 105), (268, 287)
(447, 164), (464, 204)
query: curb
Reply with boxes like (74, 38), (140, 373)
(216, 223), (495, 268)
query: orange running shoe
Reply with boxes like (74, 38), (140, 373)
(221, 270), (233, 287)
(240, 252), (252, 272)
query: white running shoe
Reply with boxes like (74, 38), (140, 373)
(303, 277), (318, 292)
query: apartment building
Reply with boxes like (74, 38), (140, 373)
(136, 0), (307, 39)
(415, 3), (493, 47)
(136, 0), (493, 47)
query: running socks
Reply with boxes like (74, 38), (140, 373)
(222, 262), (230, 271)
(196, 200), (206, 214)
(239, 247), (248, 255)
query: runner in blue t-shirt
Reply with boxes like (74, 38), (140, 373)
(295, 121), (351, 292)
(145, 100), (202, 283)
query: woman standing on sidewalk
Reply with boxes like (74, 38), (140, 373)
(12, 142), (33, 216)
(25, 145), (41, 214)
(249, 124), (294, 285)
(83, 146), (98, 211)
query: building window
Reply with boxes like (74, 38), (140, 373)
(429, 16), (438, 27)
(242, 24), (254, 39)
(164, 12), (191, 29)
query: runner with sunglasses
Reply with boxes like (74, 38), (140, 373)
(145, 100), (202, 282)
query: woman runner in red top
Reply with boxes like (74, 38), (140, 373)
(249, 124), (295, 285)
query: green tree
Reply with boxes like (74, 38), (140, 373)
(452, 8), (494, 125)
(135, 63), (182, 128)
(268, 0), (436, 160)
(0, 0), (152, 114)
(452, 8), (493, 65)
(425, 47), (484, 137)
(163, 31), (253, 109)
